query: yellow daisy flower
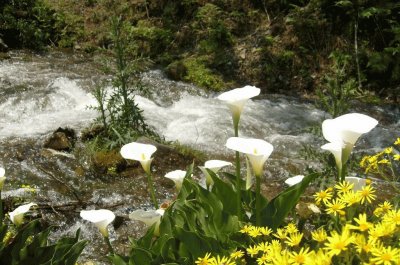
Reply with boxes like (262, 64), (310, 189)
(257, 253), (271, 265)
(286, 232), (303, 247)
(273, 228), (287, 240)
(334, 181), (354, 194)
(248, 226), (262, 238)
(394, 137), (400, 146)
(230, 250), (244, 260)
(285, 222), (299, 234)
(324, 229), (353, 257)
(348, 213), (373, 232)
(370, 246), (400, 265)
(357, 185), (376, 204)
(374, 201), (393, 217)
(324, 199), (346, 216)
(257, 242), (270, 253)
(314, 188), (333, 205)
(311, 228), (328, 243)
(196, 253), (214, 265)
(340, 190), (361, 206)
(394, 154), (400, 161)
(288, 247), (312, 265)
(353, 234), (376, 254)
(240, 225), (252, 234)
(382, 209), (400, 225)
(247, 245), (259, 257)
(209, 255), (234, 265)
(260, 226), (273, 236)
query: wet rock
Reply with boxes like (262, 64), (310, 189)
(80, 124), (105, 141)
(92, 150), (127, 174)
(43, 127), (76, 151)
(0, 37), (8, 52)
(165, 60), (187, 81)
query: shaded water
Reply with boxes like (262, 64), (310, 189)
(0, 51), (399, 263)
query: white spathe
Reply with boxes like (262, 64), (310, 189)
(0, 167), (5, 190)
(321, 142), (343, 170)
(120, 142), (157, 174)
(226, 137), (273, 177)
(199, 160), (232, 187)
(322, 113), (378, 164)
(9, 202), (37, 226)
(345, 176), (367, 191)
(217, 85), (260, 125)
(285, 175), (305, 186)
(80, 209), (115, 237)
(164, 170), (186, 191)
(129, 209), (165, 236)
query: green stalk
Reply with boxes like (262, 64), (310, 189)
(255, 176), (261, 226)
(104, 236), (115, 254)
(0, 191), (2, 225)
(234, 120), (242, 221)
(146, 172), (158, 209)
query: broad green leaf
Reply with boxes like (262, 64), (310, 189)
(261, 173), (319, 229)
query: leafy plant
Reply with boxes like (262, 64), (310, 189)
(108, 164), (318, 264)
(316, 51), (361, 117)
(0, 219), (86, 264)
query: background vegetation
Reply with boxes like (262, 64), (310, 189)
(1, 0), (399, 99)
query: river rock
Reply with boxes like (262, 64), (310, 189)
(43, 127), (76, 151)
(165, 60), (187, 81)
(0, 36), (8, 52)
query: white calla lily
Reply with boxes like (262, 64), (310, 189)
(9, 202), (37, 226)
(345, 176), (366, 191)
(165, 170), (186, 191)
(321, 142), (344, 171)
(226, 137), (273, 177)
(129, 209), (165, 236)
(322, 113), (378, 164)
(0, 167), (5, 190)
(217, 85), (260, 127)
(199, 160), (232, 187)
(120, 142), (157, 175)
(80, 209), (115, 237)
(285, 175), (305, 186)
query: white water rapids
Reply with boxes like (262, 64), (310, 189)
(0, 50), (398, 264)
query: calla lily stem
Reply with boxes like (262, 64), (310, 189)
(104, 236), (115, 254)
(234, 122), (242, 221)
(146, 172), (158, 209)
(0, 191), (3, 225)
(255, 176), (261, 226)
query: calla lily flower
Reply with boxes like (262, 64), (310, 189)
(120, 142), (157, 175)
(322, 113), (378, 164)
(226, 137), (273, 177)
(9, 202), (37, 226)
(80, 209), (115, 238)
(165, 170), (186, 191)
(321, 142), (344, 171)
(217, 85), (260, 127)
(129, 209), (164, 236)
(0, 167), (5, 190)
(345, 176), (366, 191)
(199, 160), (232, 187)
(285, 175), (305, 186)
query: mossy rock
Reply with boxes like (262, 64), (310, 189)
(92, 150), (127, 174)
(182, 57), (225, 91)
(165, 60), (187, 81)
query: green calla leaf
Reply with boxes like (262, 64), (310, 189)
(261, 173), (319, 229)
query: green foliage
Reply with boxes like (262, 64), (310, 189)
(316, 51), (361, 117)
(90, 16), (159, 150)
(0, 220), (87, 264)
(108, 165), (317, 264)
(0, 0), (82, 49)
(182, 57), (225, 91)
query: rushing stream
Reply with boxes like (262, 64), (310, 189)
(0, 50), (399, 263)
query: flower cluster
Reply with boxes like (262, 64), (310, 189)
(360, 137), (400, 181)
(196, 180), (400, 265)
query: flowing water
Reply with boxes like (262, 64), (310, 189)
(0, 50), (399, 263)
